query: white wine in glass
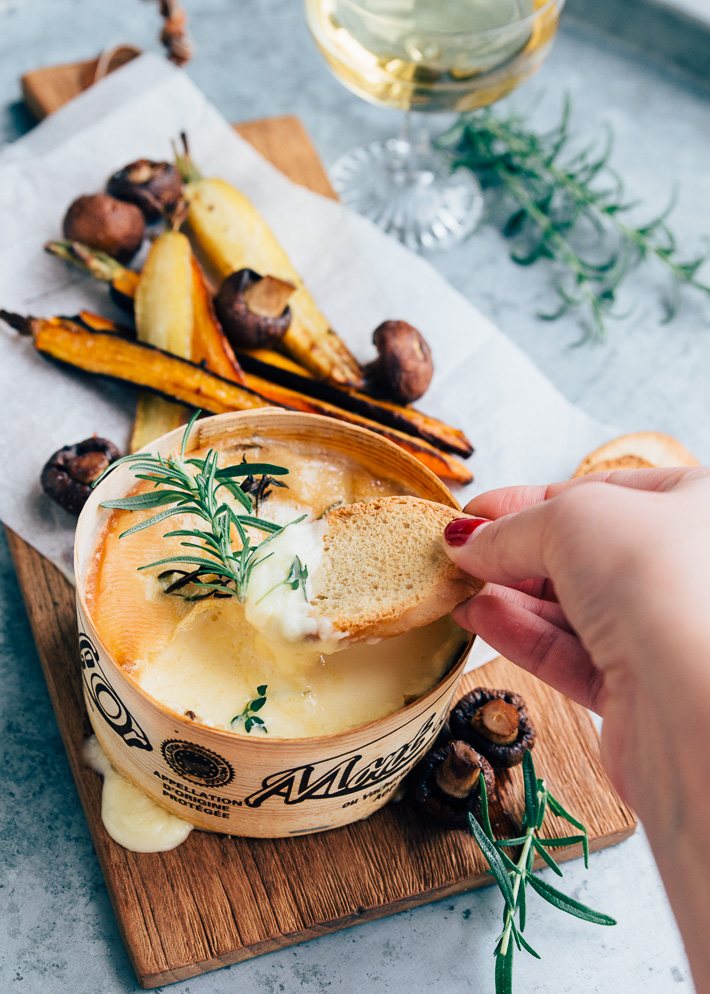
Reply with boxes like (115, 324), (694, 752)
(306, 0), (565, 250)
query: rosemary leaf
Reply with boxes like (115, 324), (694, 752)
(216, 463), (289, 479)
(546, 793), (590, 868)
(522, 751), (539, 827)
(479, 771), (495, 841)
(518, 874), (527, 933)
(467, 813), (516, 911)
(526, 874), (616, 926)
(119, 505), (194, 539)
(536, 834), (587, 849)
(138, 554), (235, 572)
(511, 921), (540, 960)
(495, 943), (514, 994)
(532, 837), (563, 877)
(102, 490), (183, 510)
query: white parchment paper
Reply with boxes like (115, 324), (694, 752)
(0, 54), (616, 668)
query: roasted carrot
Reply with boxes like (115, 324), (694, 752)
(33, 320), (269, 413)
(235, 350), (473, 458)
(32, 319), (472, 484)
(241, 348), (313, 376)
(190, 257), (246, 383)
(76, 310), (128, 332)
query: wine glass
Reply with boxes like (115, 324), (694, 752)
(306, 0), (566, 251)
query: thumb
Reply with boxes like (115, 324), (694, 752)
(443, 505), (552, 587)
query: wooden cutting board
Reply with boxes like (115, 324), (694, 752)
(8, 61), (636, 990)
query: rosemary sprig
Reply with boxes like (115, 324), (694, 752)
(256, 556), (309, 605)
(231, 684), (268, 733)
(95, 412), (304, 602)
(441, 98), (710, 342)
(469, 751), (615, 992)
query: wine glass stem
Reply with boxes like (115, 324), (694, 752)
(395, 111), (435, 182)
(400, 110), (429, 152)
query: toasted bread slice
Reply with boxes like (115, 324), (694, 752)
(573, 431), (699, 478)
(310, 496), (482, 642)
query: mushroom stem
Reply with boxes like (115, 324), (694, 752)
(471, 700), (520, 745)
(70, 450), (112, 483)
(434, 741), (482, 799)
(243, 275), (296, 318)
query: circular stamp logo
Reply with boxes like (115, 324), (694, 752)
(161, 740), (235, 787)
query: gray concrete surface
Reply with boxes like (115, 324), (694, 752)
(1, 1), (709, 991)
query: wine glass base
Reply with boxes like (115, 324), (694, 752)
(330, 138), (483, 252)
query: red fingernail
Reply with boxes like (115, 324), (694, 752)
(444, 517), (489, 547)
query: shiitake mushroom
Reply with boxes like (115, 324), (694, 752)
(449, 688), (536, 769)
(410, 739), (495, 829)
(62, 194), (145, 262)
(41, 437), (121, 515)
(368, 320), (433, 403)
(214, 268), (295, 349)
(107, 159), (183, 220)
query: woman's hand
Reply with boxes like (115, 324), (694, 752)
(444, 467), (710, 989)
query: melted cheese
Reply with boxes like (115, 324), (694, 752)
(84, 735), (193, 852)
(140, 601), (462, 738)
(243, 518), (337, 645)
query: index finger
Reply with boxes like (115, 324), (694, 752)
(464, 467), (696, 520)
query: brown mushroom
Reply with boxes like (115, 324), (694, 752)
(449, 688), (536, 769)
(62, 194), (145, 262)
(368, 320), (434, 403)
(214, 269), (295, 349)
(40, 437), (121, 516)
(107, 159), (183, 220)
(410, 739), (496, 829)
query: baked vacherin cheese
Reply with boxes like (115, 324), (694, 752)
(87, 436), (467, 740)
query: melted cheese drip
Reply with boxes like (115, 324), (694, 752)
(84, 735), (193, 852)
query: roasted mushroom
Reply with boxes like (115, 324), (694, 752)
(41, 437), (121, 515)
(214, 269), (295, 349)
(368, 320), (433, 403)
(450, 688), (536, 769)
(62, 194), (145, 262)
(107, 159), (183, 220)
(410, 739), (495, 829)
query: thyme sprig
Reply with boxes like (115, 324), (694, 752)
(441, 98), (710, 342)
(469, 751), (615, 992)
(95, 412), (304, 602)
(256, 556), (309, 605)
(232, 684), (268, 733)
